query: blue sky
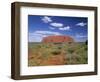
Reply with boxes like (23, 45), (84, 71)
(28, 15), (88, 42)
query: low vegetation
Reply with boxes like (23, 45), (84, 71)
(28, 42), (88, 66)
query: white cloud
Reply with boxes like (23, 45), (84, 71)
(50, 22), (71, 31)
(50, 22), (63, 28)
(76, 22), (87, 27)
(49, 27), (55, 30)
(59, 26), (71, 31)
(41, 16), (52, 23)
(29, 31), (62, 42)
(29, 35), (42, 42)
(34, 31), (62, 35)
(75, 33), (87, 42)
(75, 33), (87, 38)
(29, 33), (44, 42)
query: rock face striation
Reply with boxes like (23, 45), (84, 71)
(42, 35), (74, 43)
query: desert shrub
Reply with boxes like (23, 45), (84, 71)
(67, 48), (74, 54)
(28, 59), (38, 66)
(42, 51), (50, 59)
(51, 50), (61, 55)
(57, 46), (62, 49)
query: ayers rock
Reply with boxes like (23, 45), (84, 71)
(42, 35), (74, 43)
